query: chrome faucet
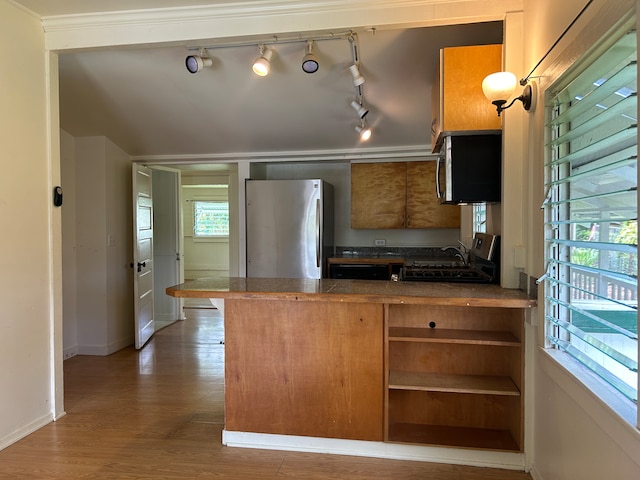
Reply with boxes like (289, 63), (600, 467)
(441, 240), (469, 265)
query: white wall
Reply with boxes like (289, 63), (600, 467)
(523, 0), (640, 479)
(75, 137), (108, 350)
(105, 139), (134, 350)
(0, 0), (56, 449)
(74, 136), (133, 355)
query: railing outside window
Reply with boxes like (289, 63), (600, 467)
(542, 27), (638, 403)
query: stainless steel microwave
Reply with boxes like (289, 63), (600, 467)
(436, 132), (502, 204)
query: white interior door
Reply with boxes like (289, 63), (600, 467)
(151, 167), (184, 324)
(133, 164), (154, 349)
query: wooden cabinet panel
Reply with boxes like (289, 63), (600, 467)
(225, 298), (384, 441)
(432, 44), (502, 149)
(385, 304), (524, 451)
(406, 161), (460, 228)
(351, 161), (460, 229)
(351, 162), (406, 229)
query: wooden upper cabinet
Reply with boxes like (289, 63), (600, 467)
(351, 162), (460, 229)
(406, 162), (460, 229)
(351, 162), (406, 229)
(431, 44), (502, 150)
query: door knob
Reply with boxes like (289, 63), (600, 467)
(137, 261), (146, 272)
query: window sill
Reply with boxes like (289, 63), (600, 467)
(193, 236), (229, 243)
(538, 347), (639, 455)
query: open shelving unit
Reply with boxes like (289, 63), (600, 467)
(385, 304), (524, 452)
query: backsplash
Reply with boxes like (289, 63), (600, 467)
(334, 246), (456, 259)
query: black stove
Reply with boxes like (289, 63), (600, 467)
(402, 234), (500, 284)
(402, 264), (494, 283)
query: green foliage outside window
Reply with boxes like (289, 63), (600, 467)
(194, 201), (229, 237)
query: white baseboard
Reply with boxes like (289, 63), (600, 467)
(63, 345), (78, 359)
(222, 431), (526, 471)
(0, 413), (53, 451)
(529, 466), (544, 480)
(77, 336), (133, 356)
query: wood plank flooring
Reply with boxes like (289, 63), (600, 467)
(0, 305), (532, 479)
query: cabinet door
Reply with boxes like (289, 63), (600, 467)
(441, 44), (502, 133)
(351, 162), (406, 229)
(406, 162), (460, 228)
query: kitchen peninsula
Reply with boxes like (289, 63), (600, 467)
(167, 277), (536, 468)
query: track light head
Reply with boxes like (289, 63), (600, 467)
(252, 45), (273, 77)
(185, 50), (213, 74)
(301, 40), (319, 74)
(349, 64), (365, 86)
(355, 120), (372, 141)
(350, 100), (369, 119)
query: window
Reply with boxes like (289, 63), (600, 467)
(542, 27), (638, 404)
(193, 201), (229, 237)
(473, 203), (487, 233)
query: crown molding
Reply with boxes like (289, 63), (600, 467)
(41, 0), (490, 26)
(130, 144), (435, 163)
(42, 0), (522, 50)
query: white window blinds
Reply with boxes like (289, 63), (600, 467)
(543, 28), (638, 402)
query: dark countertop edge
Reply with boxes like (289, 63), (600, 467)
(166, 278), (537, 309)
(327, 257), (405, 264)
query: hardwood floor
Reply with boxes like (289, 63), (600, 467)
(0, 306), (532, 479)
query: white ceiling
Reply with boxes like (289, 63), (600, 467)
(15, 1), (503, 159)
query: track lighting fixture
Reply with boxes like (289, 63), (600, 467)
(301, 40), (319, 74)
(185, 31), (374, 139)
(185, 49), (213, 74)
(252, 45), (273, 77)
(349, 64), (365, 86)
(355, 120), (372, 141)
(350, 100), (368, 119)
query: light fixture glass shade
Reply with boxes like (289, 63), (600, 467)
(252, 46), (273, 77)
(482, 71), (517, 102)
(301, 41), (319, 74)
(350, 100), (369, 119)
(349, 64), (365, 86)
(355, 121), (372, 141)
(185, 54), (213, 74)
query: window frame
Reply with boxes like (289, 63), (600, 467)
(541, 19), (638, 423)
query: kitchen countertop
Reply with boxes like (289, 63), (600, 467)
(327, 256), (405, 264)
(166, 277), (536, 308)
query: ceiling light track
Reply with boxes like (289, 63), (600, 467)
(348, 33), (372, 141)
(186, 30), (355, 53)
(185, 30), (375, 141)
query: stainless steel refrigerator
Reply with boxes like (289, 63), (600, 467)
(246, 179), (334, 279)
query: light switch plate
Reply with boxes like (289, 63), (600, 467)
(374, 239), (386, 246)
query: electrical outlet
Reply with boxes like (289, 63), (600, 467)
(374, 239), (386, 246)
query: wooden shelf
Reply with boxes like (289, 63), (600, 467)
(389, 327), (520, 346)
(388, 371), (520, 396)
(385, 304), (525, 452)
(388, 422), (520, 452)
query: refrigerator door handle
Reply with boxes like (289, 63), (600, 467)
(316, 198), (321, 268)
(436, 155), (443, 199)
